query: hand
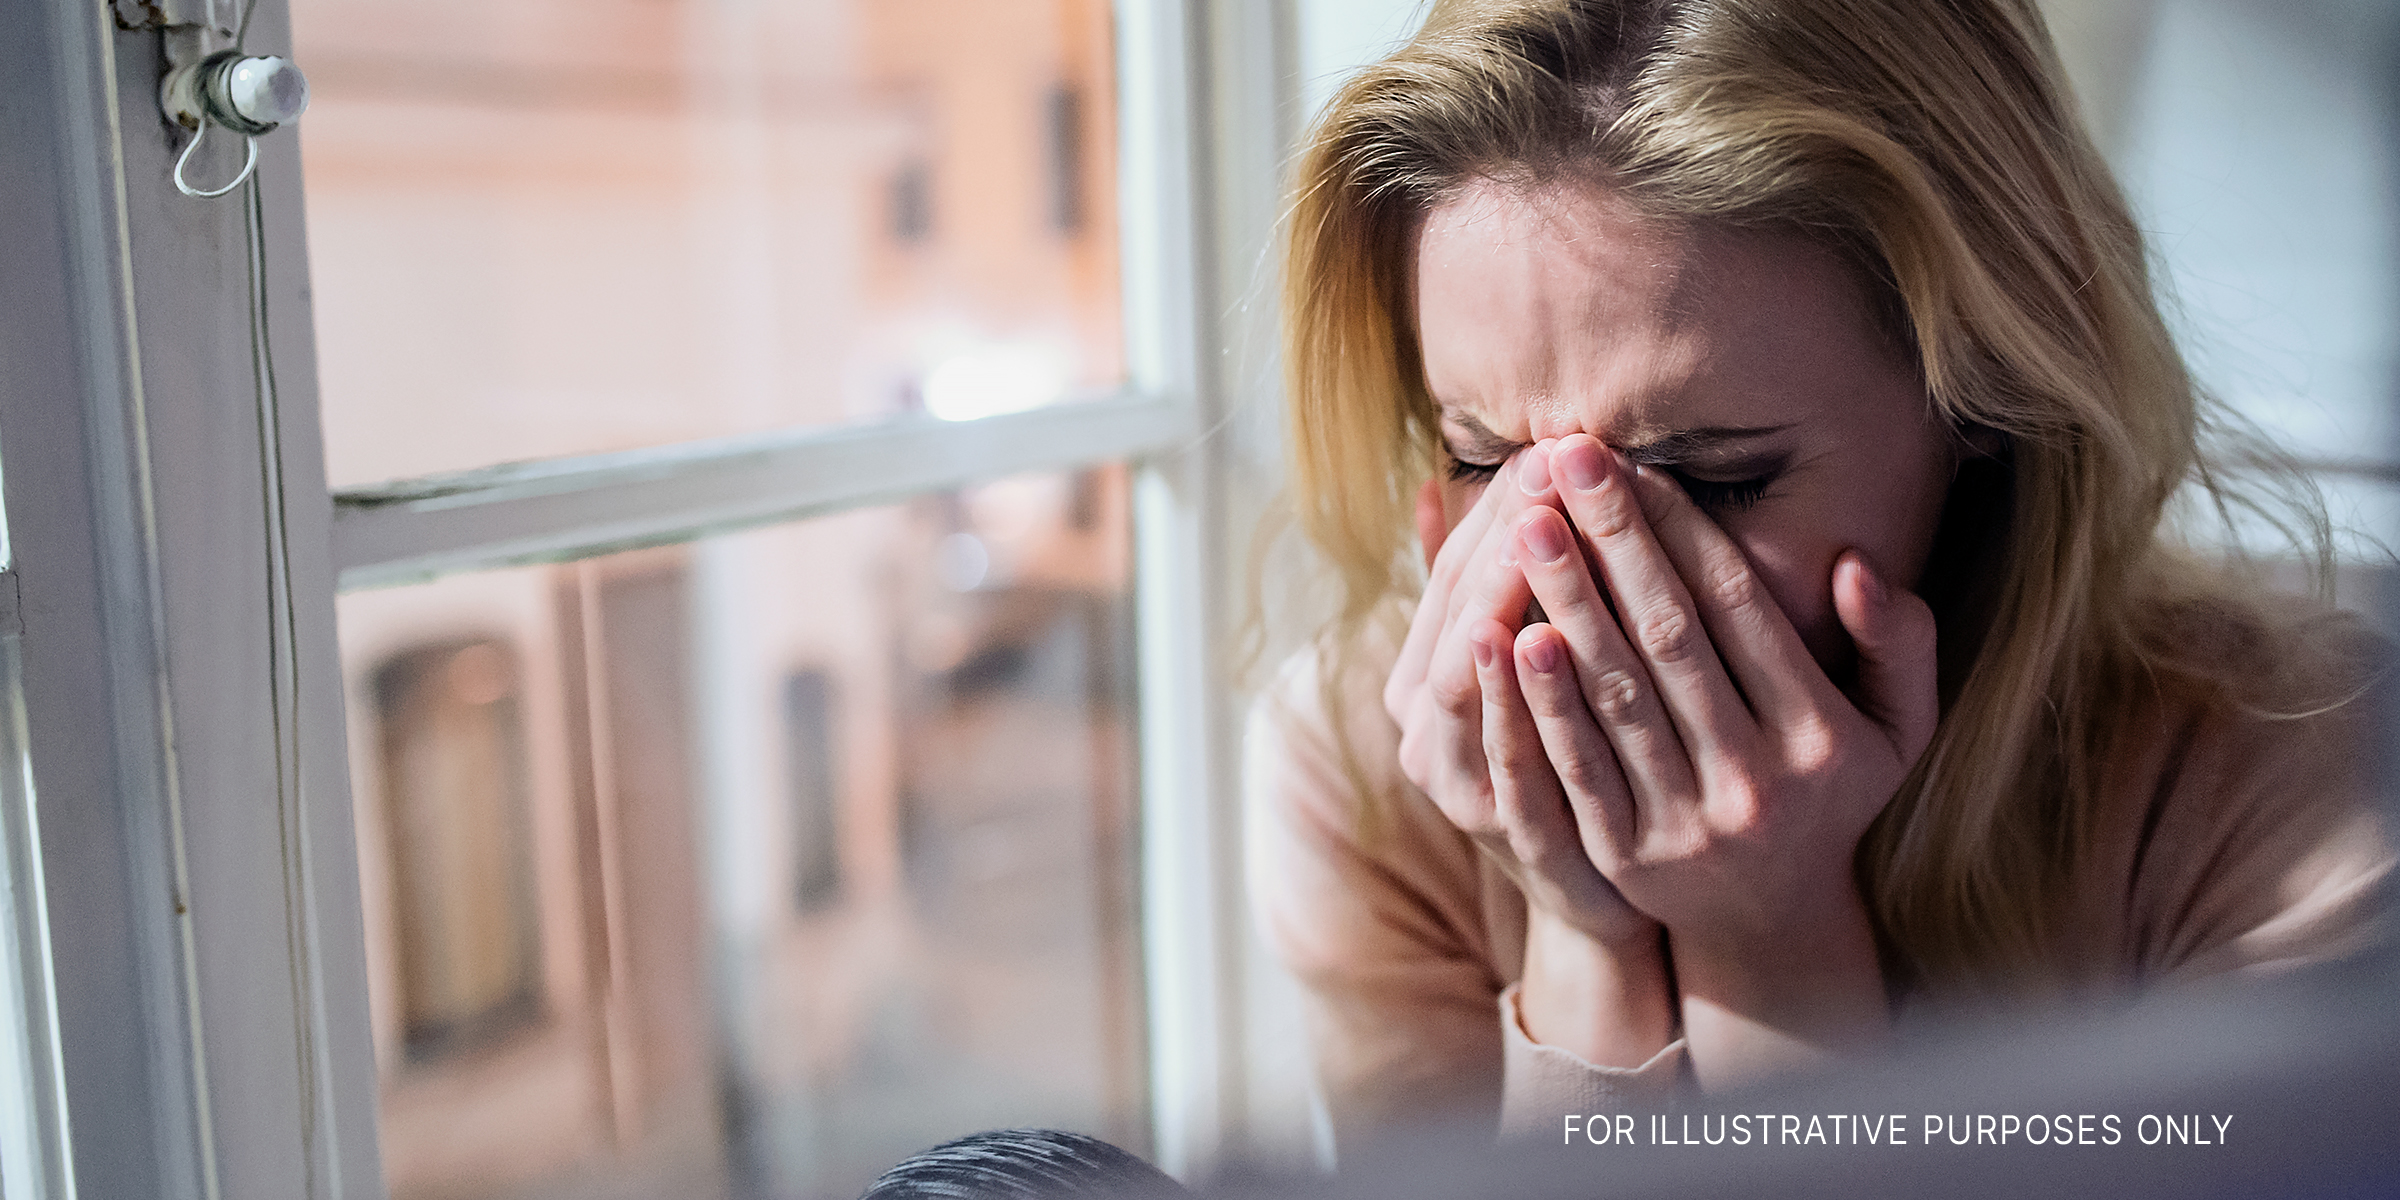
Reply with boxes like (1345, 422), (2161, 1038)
(1385, 448), (1653, 948)
(1385, 446), (1675, 1071)
(1497, 433), (1938, 1083)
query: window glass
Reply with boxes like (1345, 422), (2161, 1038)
(336, 467), (1143, 1199)
(2110, 0), (2400, 582)
(291, 0), (1123, 487)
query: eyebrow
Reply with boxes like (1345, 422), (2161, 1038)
(1440, 410), (1524, 461)
(1439, 409), (1794, 464)
(1620, 425), (1796, 466)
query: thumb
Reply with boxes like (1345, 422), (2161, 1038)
(1832, 550), (1939, 758)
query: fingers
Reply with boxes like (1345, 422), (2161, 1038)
(1387, 451), (1554, 722)
(1831, 551), (1940, 759)
(1418, 535), (1538, 809)
(1548, 436), (1755, 763)
(1388, 460), (1506, 723)
(1421, 509), (1542, 739)
(1469, 618), (1588, 877)
(1443, 443), (1562, 630)
(1408, 443), (1562, 733)
(1509, 505), (1699, 809)
(1513, 622), (1640, 869)
(1604, 444), (1833, 731)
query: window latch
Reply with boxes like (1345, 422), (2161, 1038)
(155, 0), (308, 198)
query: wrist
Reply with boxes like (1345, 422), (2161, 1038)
(1669, 889), (1890, 1089)
(1516, 907), (1675, 1069)
(1666, 867), (1872, 966)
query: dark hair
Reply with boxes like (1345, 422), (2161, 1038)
(857, 1129), (1188, 1200)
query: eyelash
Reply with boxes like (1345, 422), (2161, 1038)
(1448, 456), (1773, 513)
(1670, 471), (1774, 513)
(1447, 457), (1504, 485)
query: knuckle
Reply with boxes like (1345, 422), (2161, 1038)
(1783, 715), (1840, 773)
(1553, 744), (1615, 801)
(1707, 564), (1761, 614)
(1589, 669), (1647, 722)
(1429, 668), (1479, 718)
(1584, 490), (1638, 540)
(1652, 821), (1711, 864)
(1485, 729), (1541, 774)
(1635, 607), (1699, 664)
(1467, 573), (1521, 617)
(1715, 777), (1767, 831)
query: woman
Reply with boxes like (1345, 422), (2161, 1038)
(1246, 0), (2393, 1148)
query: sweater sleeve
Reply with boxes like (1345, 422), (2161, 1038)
(1243, 645), (1510, 1150)
(1496, 984), (1686, 1138)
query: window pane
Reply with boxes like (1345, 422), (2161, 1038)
(335, 467), (1142, 1199)
(2110, 0), (2397, 464)
(292, 0), (1123, 487)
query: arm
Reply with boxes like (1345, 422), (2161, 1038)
(1243, 649), (1510, 1146)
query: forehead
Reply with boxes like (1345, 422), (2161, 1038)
(1411, 178), (1877, 444)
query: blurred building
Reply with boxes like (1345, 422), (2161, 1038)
(291, 2), (1142, 1197)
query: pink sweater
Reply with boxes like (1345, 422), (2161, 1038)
(1244, 615), (2393, 1147)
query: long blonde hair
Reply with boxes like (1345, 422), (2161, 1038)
(1282, 0), (2356, 993)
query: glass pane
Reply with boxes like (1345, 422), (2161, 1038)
(335, 467), (1142, 1199)
(2110, 0), (2397, 464)
(292, 0), (1124, 487)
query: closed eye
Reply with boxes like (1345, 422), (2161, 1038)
(1670, 471), (1773, 513)
(1447, 456), (1504, 486)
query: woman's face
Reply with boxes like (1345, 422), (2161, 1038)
(1413, 179), (1957, 671)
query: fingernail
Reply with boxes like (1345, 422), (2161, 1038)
(1523, 634), (1562, 675)
(1558, 441), (1607, 492)
(1855, 555), (1888, 605)
(1471, 635), (1497, 670)
(1517, 442), (1553, 496)
(1520, 513), (1568, 564)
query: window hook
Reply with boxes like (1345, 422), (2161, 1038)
(172, 121), (258, 198)
(161, 48), (307, 200)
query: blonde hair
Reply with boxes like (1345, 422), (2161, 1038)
(1281, 0), (2358, 993)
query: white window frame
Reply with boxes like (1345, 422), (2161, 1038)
(0, 0), (1296, 1195)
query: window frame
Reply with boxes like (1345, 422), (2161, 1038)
(0, 0), (1286, 1195)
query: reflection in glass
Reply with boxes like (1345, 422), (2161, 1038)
(291, 0), (1124, 486)
(373, 640), (542, 1062)
(336, 467), (1141, 1200)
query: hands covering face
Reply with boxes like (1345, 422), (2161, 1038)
(1384, 434), (1940, 957)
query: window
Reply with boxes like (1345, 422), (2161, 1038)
(0, 0), (1285, 1196)
(343, 479), (1147, 1199)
